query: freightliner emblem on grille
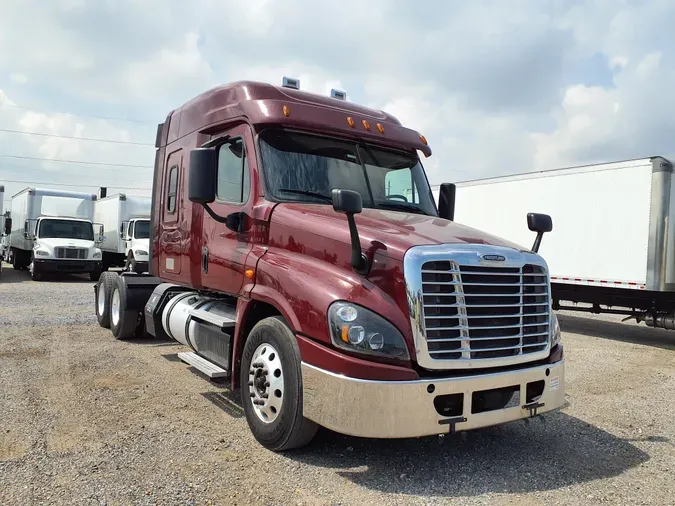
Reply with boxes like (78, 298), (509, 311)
(481, 254), (506, 262)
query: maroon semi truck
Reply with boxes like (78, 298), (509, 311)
(94, 77), (565, 451)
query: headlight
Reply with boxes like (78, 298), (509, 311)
(135, 250), (148, 256)
(92, 251), (102, 259)
(328, 301), (410, 361)
(550, 311), (561, 346)
(34, 249), (49, 257)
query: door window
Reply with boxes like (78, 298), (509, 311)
(167, 165), (179, 213)
(217, 139), (250, 204)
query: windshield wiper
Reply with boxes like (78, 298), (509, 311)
(376, 202), (431, 216)
(277, 188), (332, 203)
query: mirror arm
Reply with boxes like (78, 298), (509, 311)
(346, 214), (369, 275)
(201, 203), (229, 224)
(532, 232), (544, 253)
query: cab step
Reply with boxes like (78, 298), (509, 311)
(177, 351), (228, 379)
(188, 307), (236, 330)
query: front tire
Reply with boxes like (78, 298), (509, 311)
(29, 259), (42, 281)
(89, 264), (102, 282)
(240, 316), (318, 452)
(95, 272), (118, 328)
(109, 276), (140, 340)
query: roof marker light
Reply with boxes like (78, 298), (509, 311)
(362, 119), (371, 131)
(347, 117), (355, 127)
(376, 123), (385, 134)
(283, 105), (290, 117)
(331, 89), (347, 100)
(420, 134), (428, 145)
(282, 76), (300, 90)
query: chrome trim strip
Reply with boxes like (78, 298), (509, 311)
(403, 243), (552, 370)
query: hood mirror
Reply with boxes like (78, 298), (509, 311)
(332, 189), (369, 276)
(527, 213), (553, 253)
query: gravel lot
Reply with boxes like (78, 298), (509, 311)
(1, 264), (674, 505)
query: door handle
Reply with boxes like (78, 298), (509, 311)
(202, 247), (209, 274)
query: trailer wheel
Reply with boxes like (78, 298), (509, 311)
(240, 316), (318, 452)
(109, 276), (140, 340)
(95, 272), (118, 328)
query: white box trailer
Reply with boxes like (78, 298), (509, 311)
(93, 193), (151, 272)
(8, 187), (103, 281)
(433, 156), (675, 329)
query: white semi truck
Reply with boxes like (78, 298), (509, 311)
(8, 187), (103, 281)
(435, 156), (675, 329)
(0, 185), (5, 277)
(93, 193), (151, 273)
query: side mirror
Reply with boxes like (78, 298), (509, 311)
(332, 189), (363, 215)
(438, 183), (456, 221)
(97, 235), (106, 244)
(189, 148), (217, 204)
(331, 189), (369, 275)
(527, 213), (553, 253)
(4, 218), (10, 235)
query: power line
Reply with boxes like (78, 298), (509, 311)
(0, 102), (155, 125)
(0, 128), (154, 146)
(1, 178), (151, 191)
(1, 163), (154, 180)
(0, 154), (153, 169)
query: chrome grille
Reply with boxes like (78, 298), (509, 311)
(54, 247), (87, 259)
(404, 244), (552, 370)
(421, 262), (549, 361)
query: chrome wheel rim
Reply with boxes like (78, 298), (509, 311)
(248, 343), (284, 423)
(111, 288), (120, 327)
(97, 283), (105, 316)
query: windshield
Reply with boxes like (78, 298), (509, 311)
(134, 220), (150, 239)
(259, 129), (438, 216)
(38, 219), (94, 241)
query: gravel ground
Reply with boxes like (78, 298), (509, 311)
(1, 263), (675, 505)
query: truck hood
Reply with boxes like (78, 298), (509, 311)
(36, 238), (95, 249)
(269, 203), (529, 262)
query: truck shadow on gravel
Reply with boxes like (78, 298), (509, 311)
(286, 411), (650, 496)
(559, 314), (675, 351)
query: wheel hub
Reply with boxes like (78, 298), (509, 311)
(97, 283), (105, 316)
(248, 343), (284, 423)
(111, 289), (120, 327)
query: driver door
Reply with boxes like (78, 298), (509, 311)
(199, 124), (255, 295)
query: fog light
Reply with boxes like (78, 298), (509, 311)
(348, 325), (365, 345)
(368, 332), (384, 350)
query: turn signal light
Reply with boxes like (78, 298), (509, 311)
(245, 268), (255, 279)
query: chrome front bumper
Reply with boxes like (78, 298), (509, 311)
(301, 360), (565, 439)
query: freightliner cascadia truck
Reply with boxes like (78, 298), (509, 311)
(94, 78), (565, 451)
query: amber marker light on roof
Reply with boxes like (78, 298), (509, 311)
(282, 105), (290, 117)
(376, 123), (385, 134)
(347, 116), (355, 127)
(419, 134), (428, 145)
(362, 119), (371, 131)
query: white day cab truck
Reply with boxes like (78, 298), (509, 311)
(437, 156), (675, 329)
(93, 190), (151, 273)
(7, 187), (104, 281)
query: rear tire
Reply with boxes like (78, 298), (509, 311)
(240, 316), (318, 452)
(95, 272), (118, 328)
(109, 276), (140, 340)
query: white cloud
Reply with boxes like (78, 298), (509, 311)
(2, 0), (675, 199)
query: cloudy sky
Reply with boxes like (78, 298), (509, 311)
(1, 0), (674, 206)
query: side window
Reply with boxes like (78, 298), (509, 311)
(167, 165), (178, 213)
(127, 221), (134, 239)
(385, 168), (417, 202)
(217, 139), (250, 203)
